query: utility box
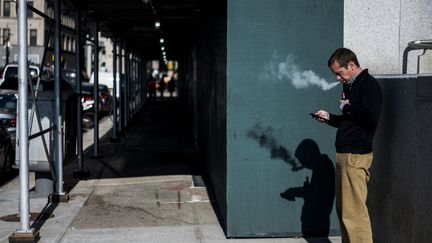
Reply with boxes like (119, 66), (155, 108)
(15, 91), (77, 172)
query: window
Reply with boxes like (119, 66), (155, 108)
(3, 28), (10, 45)
(30, 29), (37, 46)
(3, 1), (10, 17)
(27, 1), (34, 18)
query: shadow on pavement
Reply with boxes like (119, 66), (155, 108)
(0, 170), (18, 187)
(59, 98), (229, 234)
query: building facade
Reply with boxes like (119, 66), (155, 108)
(0, 0), (114, 74)
(0, 0), (77, 69)
(344, 0), (432, 74)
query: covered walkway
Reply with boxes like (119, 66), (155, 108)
(65, 98), (198, 181)
(1, 98), (341, 242)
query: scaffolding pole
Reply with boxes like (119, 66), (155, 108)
(52, 0), (68, 203)
(111, 37), (120, 142)
(10, 1), (42, 239)
(73, 10), (90, 178)
(133, 57), (136, 114)
(76, 11), (83, 168)
(17, 0), (30, 233)
(92, 22), (100, 157)
(124, 49), (129, 127)
(138, 58), (142, 111)
(118, 43), (124, 135)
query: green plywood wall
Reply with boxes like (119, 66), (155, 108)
(196, 0), (228, 229)
(226, 0), (343, 237)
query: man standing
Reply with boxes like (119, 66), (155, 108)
(314, 48), (382, 243)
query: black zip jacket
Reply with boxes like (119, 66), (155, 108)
(327, 69), (382, 154)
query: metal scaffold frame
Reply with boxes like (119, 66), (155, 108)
(9, 0), (147, 241)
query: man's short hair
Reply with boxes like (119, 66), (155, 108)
(328, 48), (360, 68)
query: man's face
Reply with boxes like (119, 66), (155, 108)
(330, 60), (354, 84)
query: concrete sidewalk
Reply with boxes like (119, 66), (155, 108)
(0, 175), (341, 243)
(0, 100), (341, 243)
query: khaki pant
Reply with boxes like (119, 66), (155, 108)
(335, 153), (373, 243)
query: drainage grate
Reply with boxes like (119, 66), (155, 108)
(0, 212), (54, 222)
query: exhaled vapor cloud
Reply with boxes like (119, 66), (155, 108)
(260, 53), (339, 91)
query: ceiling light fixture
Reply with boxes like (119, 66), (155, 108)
(154, 20), (160, 29)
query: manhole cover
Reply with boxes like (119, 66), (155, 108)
(0, 212), (54, 222)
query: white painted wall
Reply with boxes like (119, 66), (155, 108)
(344, 0), (432, 74)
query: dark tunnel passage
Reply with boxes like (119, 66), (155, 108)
(63, 98), (202, 183)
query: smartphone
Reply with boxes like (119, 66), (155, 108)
(310, 113), (329, 121)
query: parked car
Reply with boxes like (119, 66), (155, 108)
(62, 69), (77, 90)
(0, 123), (14, 174)
(0, 64), (74, 92)
(0, 89), (18, 171)
(0, 63), (53, 86)
(98, 84), (113, 114)
(0, 89), (17, 136)
(81, 83), (113, 128)
(89, 71), (120, 98)
(81, 83), (95, 128)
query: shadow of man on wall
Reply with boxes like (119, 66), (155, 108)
(280, 139), (335, 242)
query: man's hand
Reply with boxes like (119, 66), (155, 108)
(280, 189), (296, 201)
(314, 110), (329, 123)
(339, 99), (350, 106)
(339, 99), (350, 111)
